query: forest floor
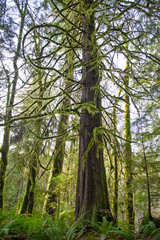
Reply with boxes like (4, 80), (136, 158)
(75, 231), (160, 240)
(1, 213), (160, 240)
(1, 231), (160, 240)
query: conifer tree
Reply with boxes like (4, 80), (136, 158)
(75, 0), (112, 222)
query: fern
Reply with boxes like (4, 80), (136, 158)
(0, 212), (66, 240)
(138, 221), (160, 240)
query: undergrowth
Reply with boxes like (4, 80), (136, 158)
(0, 209), (71, 240)
(66, 219), (135, 240)
(0, 210), (160, 240)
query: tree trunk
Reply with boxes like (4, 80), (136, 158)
(43, 54), (73, 216)
(124, 55), (134, 225)
(27, 154), (37, 213)
(139, 114), (152, 220)
(112, 89), (122, 222)
(75, 0), (112, 222)
(19, 145), (39, 214)
(43, 106), (70, 215)
(19, 31), (42, 214)
(113, 105), (118, 223)
(0, 0), (28, 210)
(18, 175), (31, 214)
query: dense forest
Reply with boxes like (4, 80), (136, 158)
(0, 0), (160, 239)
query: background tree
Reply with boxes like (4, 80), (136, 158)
(19, 30), (43, 214)
(124, 52), (134, 225)
(43, 52), (74, 216)
(0, 0), (28, 210)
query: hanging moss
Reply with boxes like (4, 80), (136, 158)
(43, 53), (74, 216)
(75, 0), (113, 223)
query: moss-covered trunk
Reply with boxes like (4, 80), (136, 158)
(43, 110), (69, 215)
(18, 176), (31, 214)
(75, 0), (112, 222)
(0, 127), (10, 209)
(27, 154), (37, 213)
(124, 56), (134, 225)
(19, 32), (42, 214)
(43, 53), (73, 215)
(112, 89), (122, 222)
(113, 105), (118, 223)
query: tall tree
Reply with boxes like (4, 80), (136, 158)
(75, 0), (112, 222)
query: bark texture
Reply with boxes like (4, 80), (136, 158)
(75, 0), (112, 222)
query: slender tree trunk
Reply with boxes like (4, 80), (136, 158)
(43, 110), (69, 215)
(0, 126), (10, 209)
(112, 105), (118, 223)
(0, 0), (28, 210)
(43, 54), (73, 215)
(143, 144), (152, 220)
(18, 175), (31, 214)
(138, 114), (152, 220)
(75, 0), (112, 222)
(19, 145), (39, 214)
(68, 140), (76, 207)
(19, 32), (42, 214)
(27, 153), (37, 213)
(124, 55), (134, 225)
(112, 89), (122, 222)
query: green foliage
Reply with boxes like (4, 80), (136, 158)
(0, 211), (160, 240)
(137, 220), (160, 240)
(40, 214), (67, 240)
(0, 212), (42, 239)
(66, 219), (98, 240)
(83, 126), (106, 169)
(83, 137), (95, 170)
(66, 219), (135, 240)
(54, 102), (98, 116)
(0, 210), (68, 240)
(66, 219), (160, 240)
(98, 220), (134, 240)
